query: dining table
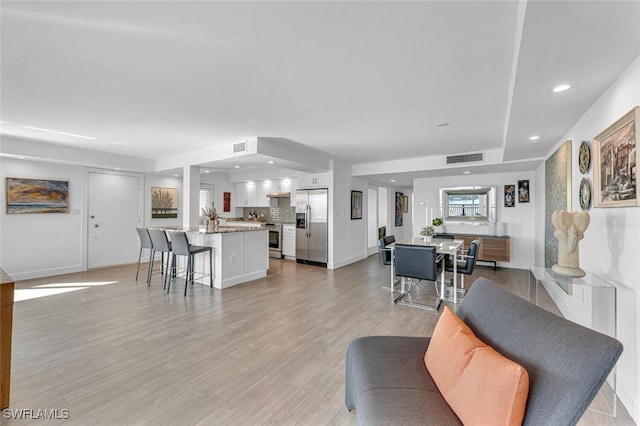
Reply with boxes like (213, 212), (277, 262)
(387, 237), (464, 305)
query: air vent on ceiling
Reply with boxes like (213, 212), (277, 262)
(233, 141), (247, 153)
(446, 153), (483, 164)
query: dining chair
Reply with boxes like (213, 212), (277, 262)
(148, 228), (174, 288)
(392, 244), (443, 311)
(166, 231), (213, 296)
(135, 228), (154, 283)
(444, 239), (480, 301)
(379, 235), (399, 290)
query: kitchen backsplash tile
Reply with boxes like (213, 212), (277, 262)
(244, 198), (295, 223)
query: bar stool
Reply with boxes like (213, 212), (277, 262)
(148, 229), (174, 288)
(135, 228), (154, 283)
(166, 231), (213, 296)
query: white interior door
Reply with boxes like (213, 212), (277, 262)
(367, 187), (378, 255)
(88, 171), (142, 268)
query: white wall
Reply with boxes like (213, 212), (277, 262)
(200, 172), (238, 219)
(330, 160), (367, 269)
(413, 171), (536, 269)
(537, 55), (640, 422)
(0, 157), (185, 279)
(0, 158), (85, 280)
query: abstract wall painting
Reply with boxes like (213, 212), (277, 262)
(6, 177), (69, 214)
(544, 140), (572, 268)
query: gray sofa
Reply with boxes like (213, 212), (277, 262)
(345, 277), (623, 425)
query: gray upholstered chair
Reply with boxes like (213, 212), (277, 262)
(444, 239), (480, 300)
(148, 228), (174, 288)
(135, 228), (153, 283)
(166, 231), (213, 296)
(378, 235), (395, 266)
(392, 244), (442, 311)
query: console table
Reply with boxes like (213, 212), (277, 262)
(0, 268), (14, 410)
(529, 267), (617, 417)
(437, 233), (510, 268)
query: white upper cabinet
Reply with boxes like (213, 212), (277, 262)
(297, 172), (329, 189)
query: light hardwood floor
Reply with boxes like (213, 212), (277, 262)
(5, 256), (634, 425)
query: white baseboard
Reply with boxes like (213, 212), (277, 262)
(8, 265), (85, 281)
(330, 253), (367, 270)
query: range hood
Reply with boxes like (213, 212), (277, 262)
(266, 191), (290, 198)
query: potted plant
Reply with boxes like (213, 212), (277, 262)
(432, 217), (444, 233)
(420, 225), (436, 243)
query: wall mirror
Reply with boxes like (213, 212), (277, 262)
(439, 186), (496, 224)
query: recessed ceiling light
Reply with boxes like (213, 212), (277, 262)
(17, 156), (26, 160)
(267, 160), (275, 164)
(436, 122), (450, 127)
(551, 84), (571, 93)
(114, 168), (120, 171)
(107, 140), (129, 146)
(390, 179), (397, 183)
(234, 165), (240, 169)
(529, 135), (540, 141)
(20, 125), (97, 140)
(174, 174), (180, 177)
(463, 171), (471, 174)
(203, 170), (211, 173)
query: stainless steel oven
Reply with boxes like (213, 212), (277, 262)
(265, 223), (283, 258)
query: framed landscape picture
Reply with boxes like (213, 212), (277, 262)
(593, 106), (638, 208)
(5, 177), (69, 214)
(151, 187), (178, 218)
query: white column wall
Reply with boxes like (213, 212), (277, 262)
(538, 55), (640, 422)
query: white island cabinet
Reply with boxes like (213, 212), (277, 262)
(181, 228), (269, 289)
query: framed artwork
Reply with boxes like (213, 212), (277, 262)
(5, 177), (69, 214)
(504, 185), (515, 207)
(350, 190), (363, 220)
(402, 195), (409, 213)
(545, 140), (572, 268)
(395, 192), (403, 226)
(593, 106), (638, 208)
(223, 191), (231, 212)
(518, 180), (530, 203)
(151, 187), (178, 218)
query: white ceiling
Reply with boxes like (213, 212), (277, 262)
(1, 1), (639, 187)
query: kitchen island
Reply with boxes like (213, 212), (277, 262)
(164, 227), (268, 289)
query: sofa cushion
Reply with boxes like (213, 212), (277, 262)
(425, 307), (529, 426)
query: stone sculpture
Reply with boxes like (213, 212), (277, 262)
(551, 210), (590, 277)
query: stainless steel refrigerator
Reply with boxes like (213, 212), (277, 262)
(295, 188), (328, 267)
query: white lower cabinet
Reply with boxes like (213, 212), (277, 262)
(282, 225), (296, 258)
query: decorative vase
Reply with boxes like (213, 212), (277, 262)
(426, 236), (433, 243)
(207, 219), (216, 233)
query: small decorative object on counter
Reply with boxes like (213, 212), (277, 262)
(551, 210), (590, 277)
(420, 225), (436, 243)
(201, 203), (219, 232)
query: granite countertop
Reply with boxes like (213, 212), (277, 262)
(152, 226), (267, 234)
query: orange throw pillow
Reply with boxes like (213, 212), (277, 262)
(425, 307), (529, 426)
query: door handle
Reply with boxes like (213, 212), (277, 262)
(94, 224), (99, 228)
